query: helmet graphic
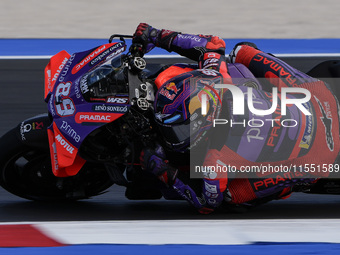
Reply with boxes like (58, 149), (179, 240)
(154, 70), (223, 153)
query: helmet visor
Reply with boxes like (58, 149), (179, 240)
(159, 120), (190, 146)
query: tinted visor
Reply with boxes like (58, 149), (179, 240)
(158, 108), (209, 145)
(159, 120), (190, 146)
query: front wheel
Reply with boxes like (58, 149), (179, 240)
(0, 115), (114, 201)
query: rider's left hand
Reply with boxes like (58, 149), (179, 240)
(140, 145), (178, 186)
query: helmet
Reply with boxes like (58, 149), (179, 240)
(154, 69), (224, 153)
(81, 55), (128, 101)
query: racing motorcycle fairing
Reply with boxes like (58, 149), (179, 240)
(44, 50), (71, 100)
(47, 124), (86, 177)
(44, 42), (130, 177)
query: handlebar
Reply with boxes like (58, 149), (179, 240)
(108, 34), (146, 58)
(108, 34), (133, 43)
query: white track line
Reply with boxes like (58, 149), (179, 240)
(1, 219), (339, 245)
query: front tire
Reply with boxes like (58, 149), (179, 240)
(0, 117), (113, 201)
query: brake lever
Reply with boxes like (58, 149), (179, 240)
(129, 43), (147, 58)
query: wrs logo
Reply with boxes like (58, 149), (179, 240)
(200, 84), (311, 116)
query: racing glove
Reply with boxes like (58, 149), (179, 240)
(140, 145), (215, 214)
(140, 144), (178, 186)
(132, 23), (179, 55)
(132, 23), (158, 55)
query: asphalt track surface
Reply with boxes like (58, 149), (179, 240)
(1, 57), (340, 222)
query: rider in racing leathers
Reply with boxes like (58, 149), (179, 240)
(133, 23), (340, 214)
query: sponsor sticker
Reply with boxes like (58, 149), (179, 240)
(92, 104), (129, 113)
(19, 121), (44, 141)
(299, 102), (314, 149)
(106, 97), (129, 104)
(75, 112), (123, 124)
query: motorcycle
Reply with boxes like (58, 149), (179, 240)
(0, 35), (167, 201)
(1, 34), (340, 204)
